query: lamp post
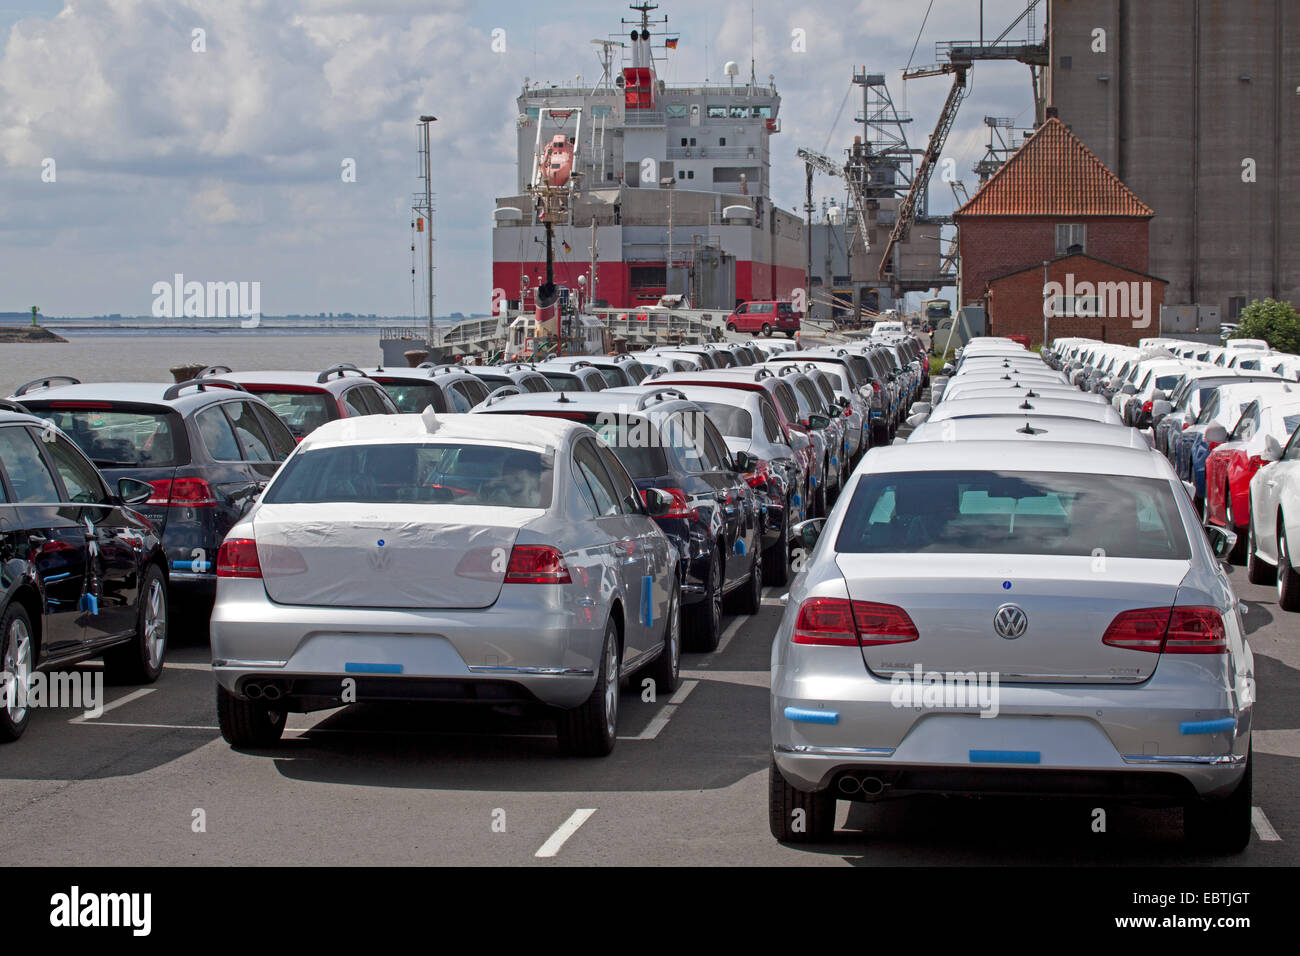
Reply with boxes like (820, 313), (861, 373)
(418, 115), (438, 348)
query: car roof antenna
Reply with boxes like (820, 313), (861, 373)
(556, 391), (571, 403)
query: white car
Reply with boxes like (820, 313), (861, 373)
(1246, 424), (1300, 611)
(906, 416), (1150, 449)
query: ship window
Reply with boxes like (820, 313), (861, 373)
(666, 104), (687, 118)
(687, 171), (694, 179)
(691, 104), (699, 116)
(707, 106), (726, 118)
(678, 170), (686, 179)
(681, 138), (688, 146)
(729, 106), (747, 118)
(689, 137), (696, 146)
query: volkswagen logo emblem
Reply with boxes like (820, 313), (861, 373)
(994, 604), (1028, 640)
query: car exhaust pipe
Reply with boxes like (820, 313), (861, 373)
(838, 776), (862, 795)
(261, 683), (283, 702)
(860, 776), (885, 796)
(244, 682), (263, 700)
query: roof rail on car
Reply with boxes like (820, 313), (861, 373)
(634, 388), (686, 410)
(316, 363), (367, 383)
(162, 378), (248, 401)
(13, 376), (81, 397)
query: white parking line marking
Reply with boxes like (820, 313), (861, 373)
(1252, 807), (1282, 842)
(73, 721), (217, 730)
(163, 661), (212, 671)
(714, 616), (746, 656)
(623, 679), (698, 740)
(535, 809), (597, 858)
(68, 688), (154, 723)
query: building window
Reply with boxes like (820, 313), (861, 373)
(707, 106), (726, 118)
(719, 137), (727, 146)
(1055, 223), (1086, 255)
(1228, 296), (1246, 319)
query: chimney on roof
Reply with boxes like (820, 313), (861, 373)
(1045, 106), (1059, 119)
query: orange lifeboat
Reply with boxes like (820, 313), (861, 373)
(540, 134), (574, 189)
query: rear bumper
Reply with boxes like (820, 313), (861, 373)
(772, 651), (1252, 801)
(211, 578), (606, 710)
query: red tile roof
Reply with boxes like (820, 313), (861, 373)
(955, 117), (1154, 218)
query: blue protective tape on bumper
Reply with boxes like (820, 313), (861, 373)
(1179, 717), (1236, 735)
(734, 539), (745, 556)
(345, 662), (403, 674)
(172, 560), (212, 572)
(969, 750), (1040, 764)
(784, 706), (839, 725)
(641, 574), (653, 627)
(78, 593), (98, 615)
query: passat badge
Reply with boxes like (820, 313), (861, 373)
(994, 604), (1028, 640)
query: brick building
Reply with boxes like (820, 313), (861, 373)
(955, 111), (1163, 346)
(985, 253), (1167, 347)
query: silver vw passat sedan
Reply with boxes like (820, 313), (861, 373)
(770, 440), (1254, 851)
(211, 412), (680, 756)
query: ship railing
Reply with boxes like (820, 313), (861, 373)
(442, 317), (506, 348)
(595, 310), (715, 346)
(666, 146), (765, 161)
(381, 327), (425, 341)
(623, 111), (665, 127)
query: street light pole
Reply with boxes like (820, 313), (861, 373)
(419, 115), (438, 348)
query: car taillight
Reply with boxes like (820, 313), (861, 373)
(216, 538), (262, 578)
(1246, 454), (1265, 471)
(1207, 441), (1222, 453)
(146, 477), (217, 507)
(1102, 606), (1226, 654)
(1181, 421), (1191, 430)
(504, 545), (572, 584)
(643, 487), (697, 520)
(792, 597), (918, 647)
(746, 459), (771, 489)
(1142, 400), (1153, 413)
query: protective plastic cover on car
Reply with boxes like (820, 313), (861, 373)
(252, 502), (542, 609)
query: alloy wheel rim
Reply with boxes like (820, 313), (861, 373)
(144, 578), (166, 669)
(1279, 533), (1289, 599)
(4, 618), (32, 723)
(603, 635), (619, 737)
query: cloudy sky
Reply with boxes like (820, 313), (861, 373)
(0, 0), (1037, 318)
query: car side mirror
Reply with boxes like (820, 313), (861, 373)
(1122, 383), (1137, 395)
(732, 451), (757, 473)
(910, 402), (932, 418)
(1152, 400), (1173, 419)
(116, 477), (154, 505)
(792, 518), (824, 552)
(1205, 524), (1237, 562)
(642, 488), (674, 517)
(1204, 423), (1229, 445)
(941, 363), (956, 376)
(1262, 434), (1283, 462)
(906, 412), (928, 429)
(827, 405), (842, 418)
(808, 413), (830, 430)
(836, 395), (851, 408)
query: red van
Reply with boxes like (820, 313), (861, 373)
(725, 300), (802, 338)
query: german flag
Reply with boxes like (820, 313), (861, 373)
(665, 37), (679, 49)
(562, 240), (571, 253)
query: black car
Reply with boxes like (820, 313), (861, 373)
(475, 388), (764, 651)
(0, 409), (169, 741)
(366, 364), (492, 413)
(14, 376), (297, 603)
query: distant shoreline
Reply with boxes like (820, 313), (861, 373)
(0, 327), (67, 343)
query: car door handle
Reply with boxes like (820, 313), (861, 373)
(28, 533), (47, 547)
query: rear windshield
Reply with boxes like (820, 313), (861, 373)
(588, 414), (669, 479)
(836, 470), (1190, 559)
(380, 382), (445, 414)
(31, 406), (183, 468)
(693, 402), (752, 439)
(249, 389), (335, 439)
(542, 372), (582, 391)
(597, 367), (629, 388)
(265, 443), (553, 508)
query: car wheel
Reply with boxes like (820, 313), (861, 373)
(785, 331), (796, 339)
(216, 684), (287, 748)
(1226, 489), (1248, 565)
(1184, 746), (1252, 853)
(647, 586), (681, 696)
(726, 322), (737, 333)
(0, 603), (35, 743)
(1247, 509), (1275, 585)
(686, 549), (723, 652)
(768, 757), (835, 843)
(764, 503), (791, 587)
(104, 564), (167, 685)
(1277, 518), (1300, 612)
(557, 618), (620, 756)
(761, 323), (772, 337)
(730, 541), (762, 615)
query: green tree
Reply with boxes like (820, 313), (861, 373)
(1234, 298), (1300, 353)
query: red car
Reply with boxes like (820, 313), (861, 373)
(725, 300), (801, 338)
(1203, 396), (1300, 562)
